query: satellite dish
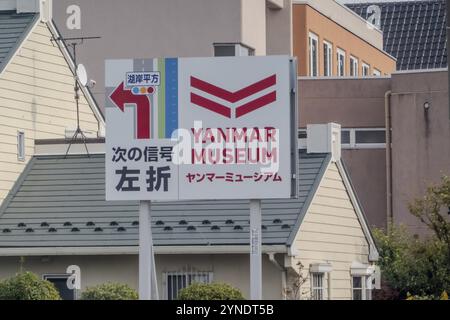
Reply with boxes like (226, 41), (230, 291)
(76, 63), (88, 86)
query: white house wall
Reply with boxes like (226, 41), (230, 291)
(0, 253), (284, 299)
(0, 21), (100, 204)
(291, 162), (371, 300)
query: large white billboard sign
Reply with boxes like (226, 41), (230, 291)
(105, 56), (297, 201)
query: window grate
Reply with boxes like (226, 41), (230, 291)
(164, 269), (213, 300)
(17, 131), (25, 161)
(311, 273), (324, 300)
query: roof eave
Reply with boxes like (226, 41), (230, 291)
(335, 159), (379, 261)
(0, 244), (288, 256)
(0, 13), (40, 75)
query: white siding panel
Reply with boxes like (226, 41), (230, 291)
(7, 63), (73, 83)
(291, 162), (371, 300)
(0, 21), (99, 203)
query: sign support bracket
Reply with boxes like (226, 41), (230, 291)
(250, 199), (262, 300)
(139, 200), (158, 300)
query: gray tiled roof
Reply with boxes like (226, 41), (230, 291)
(0, 151), (329, 248)
(347, 0), (447, 70)
(0, 11), (37, 71)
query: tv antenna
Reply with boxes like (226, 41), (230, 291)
(51, 36), (101, 158)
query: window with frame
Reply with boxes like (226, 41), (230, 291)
(373, 68), (381, 76)
(43, 274), (77, 300)
(299, 128), (385, 149)
(362, 63), (370, 76)
(345, 128), (386, 149)
(17, 131), (25, 161)
(352, 276), (373, 300)
(165, 271), (213, 300)
(337, 49), (345, 76)
(350, 56), (358, 77)
(311, 273), (324, 300)
(309, 33), (319, 77)
(323, 41), (333, 76)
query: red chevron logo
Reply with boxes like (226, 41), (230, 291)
(190, 74), (277, 118)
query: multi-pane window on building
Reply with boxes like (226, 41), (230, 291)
(362, 63), (370, 76)
(311, 273), (324, 300)
(299, 128), (386, 149)
(350, 56), (358, 77)
(323, 41), (333, 76)
(343, 128), (386, 149)
(352, 276), (373, 300)
(337, 49), (346, 76)
(309, 32), (319, 77)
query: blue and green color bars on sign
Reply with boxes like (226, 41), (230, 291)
(150, 58), (178, 139)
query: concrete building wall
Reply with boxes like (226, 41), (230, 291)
(299, 77), (390, 228)
(0, 21), (100, 204)
(241, 0), (267, 55)
(342, 149), (387, 228)
(292, 162), (370, 300)
(52, 0), (292, 110)
(293, 3), (396, 76)
(266, 0), (293, 55)
(0, 253), (283, 299)
(390, 70), (450, 235)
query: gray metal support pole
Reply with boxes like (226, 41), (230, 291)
(250, 199), (262, 300)
(139, 200), (157, 300)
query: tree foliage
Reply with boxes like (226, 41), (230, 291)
(81, 282), (138, 300)
(409, 175), (450, 260)
(177, 282), (244, 300)
(0, 272), (61, 300)
(373, 175), (450, 299)
(373, 225), (450, 298)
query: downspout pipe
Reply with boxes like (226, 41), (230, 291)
(447, 0), (450, 120)
(267, 253), (287, 300)
(385, 90), (393, 230)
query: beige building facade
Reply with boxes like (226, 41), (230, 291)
(293, 0), (396, 77)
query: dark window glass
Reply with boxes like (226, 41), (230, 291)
(214, 45), (235, 57)
(352, 276), (363, 300)
(353, 276), (362, 288)
(45, 276), (75, 300)
(310, 37), (318, 76)
(341, 130), (350, 144)
(355, 130), (386, 144)
(353, 289), (363, 300)
(167, 275), (187, 300)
